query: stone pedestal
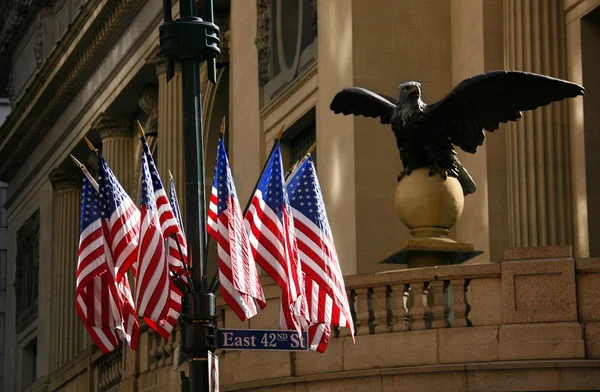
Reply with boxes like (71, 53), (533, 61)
(383, 168), (482, 268)
(49, 167), (87, 372)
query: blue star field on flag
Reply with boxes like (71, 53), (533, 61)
(286, 156), (329, 235)
(80, 176), (101, 234)
(256, 143), (287, 218)
(98, 155), (129, 218)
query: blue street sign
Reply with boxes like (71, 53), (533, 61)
(218, 329), (308, 351)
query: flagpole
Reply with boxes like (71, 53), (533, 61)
(159, 0), (220, 389)
(208, 124), (286, 293)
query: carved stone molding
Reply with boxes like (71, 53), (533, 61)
(92, 113), (131, 140)
(215, 11), (230, 65)
(139, 86), (158, 132)
(255, 0), (270, 86)
(148, 49), (182, 76)
(49, 167), (81, 191)
(0, 0), (53, 53)
(33, 7), (51, 68)
(310, 0), (317, 37)
(0, 0), (145, 180)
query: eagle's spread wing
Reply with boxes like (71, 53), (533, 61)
(424, 71), (585, 153)
(330, 87), (396, 124)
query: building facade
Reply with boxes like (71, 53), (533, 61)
(0, 0), (599, 391)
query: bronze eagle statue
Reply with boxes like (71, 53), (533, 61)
(330, 71), (584, 196)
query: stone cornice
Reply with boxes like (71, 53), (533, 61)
(0, 0), (146, 181)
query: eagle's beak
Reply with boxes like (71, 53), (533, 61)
(409, 86), (420, 97)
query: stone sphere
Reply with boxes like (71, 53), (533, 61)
(394, 168), (464, 235)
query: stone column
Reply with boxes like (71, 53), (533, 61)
(150, 54), (186, 219)
(132, 87), (159, 204)
(93, 113), (134, 195)
(504, 0), (572, 247)
(49, 167), (85, 372)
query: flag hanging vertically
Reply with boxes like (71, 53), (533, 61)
(75, 176), (123, 353)
(286, 155), (355, 353)
(136, 137), (183, 338)
(244, 141), (307, 332)
(97, 155), (140, 349)
(167, 174), (189, 281)
(207, 138), (266, 321)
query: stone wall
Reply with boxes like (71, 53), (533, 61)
(37, 246), (600, 392)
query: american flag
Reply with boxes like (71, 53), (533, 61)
(97, 155), (140, 349)
(167, 176), (189, 283)
(136, 138), (183, 338)
(244, 141), (307, 332)
(207, 138), (266, 321)
(75, 176), (123, 353)
(286, 156), (355, 352)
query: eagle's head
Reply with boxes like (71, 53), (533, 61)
(396, 82), (425, 124)
(397, 81), (422, 105)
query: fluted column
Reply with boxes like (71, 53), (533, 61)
(132, 87), (159, 204)
(49, 167), (85, 371)
(93, 113), (134, 195)
(504, 0), (572, 247)
(151, 54), (185, 219)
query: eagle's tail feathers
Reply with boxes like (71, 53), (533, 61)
(457, 164), (476, 196)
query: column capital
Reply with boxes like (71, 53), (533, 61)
(147, 48), (181, 76)
(49, 167), (81, 191)
(139, 86), (159, 132)
(92, 113), (131, 140)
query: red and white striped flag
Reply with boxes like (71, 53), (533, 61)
(167, 175), (189, 287)
(136, 137), (183, 338)
(75, 175), (123, 353)
(244, 141), (308, 332)
(207, 138), (266, 321)
(97, 155), (140, 349)
(286, 156), (355, 352)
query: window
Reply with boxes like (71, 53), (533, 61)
(256, 0), (318, 103)
(14, 211), (39, 329)
(21, 338), (37, 390)
(282, 107), (317, 171)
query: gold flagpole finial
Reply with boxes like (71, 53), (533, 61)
(219, 117), (226, 135)
(83, 136), (98, 155)
(306, 140), (318, 156)
(168, 170), (174, 181)
(275, 123), (286, 140)
(70, 154), (84, 168)
(136, 120), (145, 137)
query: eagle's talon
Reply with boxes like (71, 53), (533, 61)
(428, 163), (449, 179)
(397, 168), (413, 182)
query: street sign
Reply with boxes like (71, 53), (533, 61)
(218, 329), (308, 351)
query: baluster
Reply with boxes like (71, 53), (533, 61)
(450, 279), (470, 327)
(371, 285), (389, 333)
(389, 284), (408, 332)
(354, 287), (371, 335)
(339, 289), (355, 337)
(408, 282), (428, 330)
(429, 280), (449, 328)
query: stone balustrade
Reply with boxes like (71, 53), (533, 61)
(28, 247), (600, 392)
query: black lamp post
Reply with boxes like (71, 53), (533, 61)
(159, 0), (220, 390)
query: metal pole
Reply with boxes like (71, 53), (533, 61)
(159, 0), (219, 389)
